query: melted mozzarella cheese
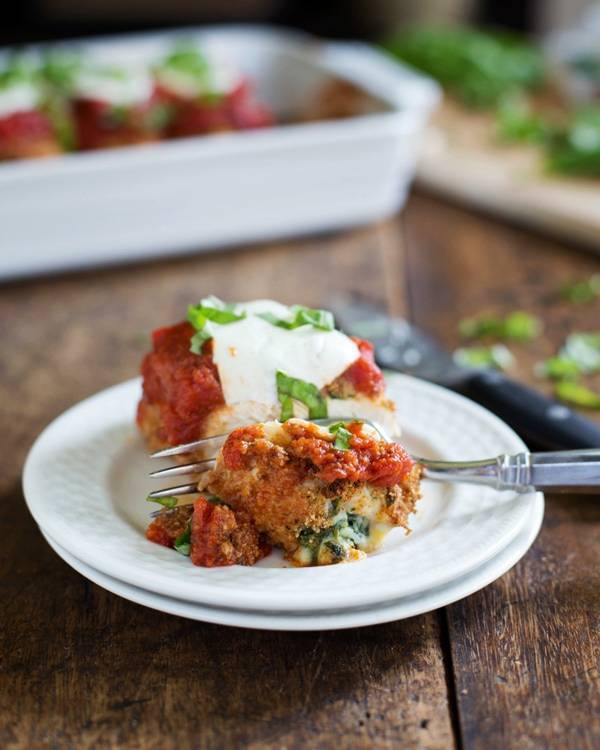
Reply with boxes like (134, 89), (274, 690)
(209, 314), (359, 407)
(0, 82), (40, 118)
(156, 59), (242, 99)
(73, 68), (153, 106)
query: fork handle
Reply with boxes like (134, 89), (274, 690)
(420, 449), (600, 493)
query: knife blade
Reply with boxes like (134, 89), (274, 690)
(331, 296), (600, 450)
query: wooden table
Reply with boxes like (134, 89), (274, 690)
(1, 192), (598, 749)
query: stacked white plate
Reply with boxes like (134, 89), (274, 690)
(23, 374), (543, 631)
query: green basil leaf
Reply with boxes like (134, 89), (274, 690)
(145, 494), (178, 509)
(561, 275), (600, 303)
(174, 523), (191, 556)
(555, 381), (600, 409)
(279, 394), (295, 421)
(190, 329), (212, 354)
(328, 421), (353, 450)
(187, 297), (244, 327)
(259, 305), (335, 332)
(453, 344), (514, 371)
(535, 356), (581, 381)
(459, 311), (541, 342)
(257, 311), (283, 327)
(289, 305), (335, 331)
(276, 371), (327, 420)
(161, 42), (210, 82)
(187, 297), (245, 353)
(503, 311), (542, 342)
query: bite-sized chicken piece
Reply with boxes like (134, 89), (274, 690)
(0, 70), (61, 160)
(70, 66), (165, 150)
(196, 419), (421, 566)
(146, 497), (269, 567)
(154, 45), (274, 138)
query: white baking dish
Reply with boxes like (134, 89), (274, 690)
(0, 26), (439, 280)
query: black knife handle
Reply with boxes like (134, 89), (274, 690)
(459, 370), (600, 450)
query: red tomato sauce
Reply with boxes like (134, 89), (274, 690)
(163, 80), (274, 138)
(72, 91), (162, 150)
(0, 110), (54, 141)
(137, 322), (225, 445)
(341, 338), (385, 397)
(224, 421), (415, 488)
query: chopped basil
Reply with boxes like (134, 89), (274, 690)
(328, 421), (354, 450)
(561, 275), (600, 304)
(459, 311), (541, 342)
(189, 328), (212, 355)
(259, 305), (335, 332)
(188, 296), (245, 327)
(496, 93), (553, 145)
(276, 371), (327, 420)
(174, 523), (191, 556)
(41, 51), (82, 90)
(187, 296), (245, 353)
(161, 43), (210, 81)
(145, 494), (178, 509)
(453, 344), (514, 371)
(535, 356), (581, 381)
(297, 511), (370, 564)
(554, 381), (600, 410)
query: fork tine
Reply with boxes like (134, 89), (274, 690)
(150, 459), (216, 478)
(147, 483), (199, 498)
(150, 433), (228, 458)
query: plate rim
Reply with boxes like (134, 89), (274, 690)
(23, 374), (542, 612)
(39, 494), (544, 630)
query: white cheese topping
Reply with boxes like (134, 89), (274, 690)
(208, 310), (359, 407)
(72, 68), (153, 106)
(155, 58), (242, 99)
(0, 81), (40, 118)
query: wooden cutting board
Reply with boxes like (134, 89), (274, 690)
(416, 99), (600, 250)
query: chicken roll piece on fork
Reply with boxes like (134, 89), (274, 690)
(149, 419), (421, 567)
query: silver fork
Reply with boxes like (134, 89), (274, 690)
(147, 418), (600, 499)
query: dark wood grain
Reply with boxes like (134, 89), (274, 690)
(0, 223), (455, 750)
(404, 192), (600, 750)
(2, 193), (598, 749)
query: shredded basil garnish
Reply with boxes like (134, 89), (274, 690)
(453, 344), (514, 371)
(328, 421), (354, 450)
(160, 43), (210, 81)
(276, 371), (327, 420)
(561, 275), (600, 304)
(145, 494), (178, 509)
(459, 311), (541, 342)
(259, 305), (335, 332)
(174, 523), (191, 556)
(187, 296), (245, 353)
(554, 381), (600, 410)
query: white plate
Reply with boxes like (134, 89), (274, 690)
(40, 493), (543, 630)
(23, 374), (542, 612)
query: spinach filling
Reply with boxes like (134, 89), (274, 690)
(298, 511), (370, 564)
